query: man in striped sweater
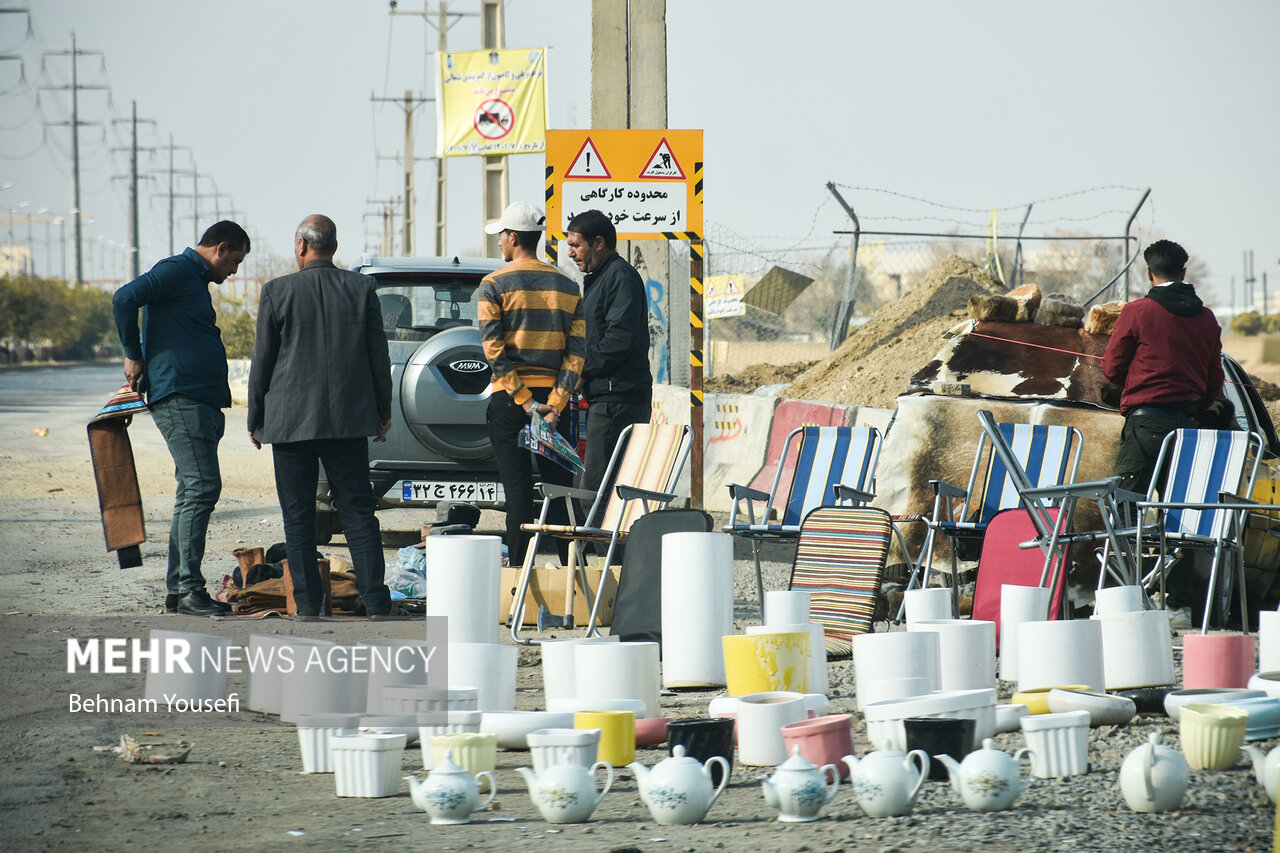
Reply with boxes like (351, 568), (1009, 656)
(479, 202), (587, 566)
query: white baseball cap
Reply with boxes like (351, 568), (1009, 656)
(484, 201), (546, 234)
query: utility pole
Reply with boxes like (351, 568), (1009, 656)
(388, 2), (473, 255)
(154, 136), (192, 255)
(371, 91), (432, 255)
(40, 33), (108, 285)
(1245, 250), (1256, 312)
(366, 196), (400, 257)
(111, 101), (157, 279)
(480, 0), (508, 257)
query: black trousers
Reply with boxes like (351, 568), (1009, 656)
(486, 389), (574, 566)
(272, 437), (391, 615)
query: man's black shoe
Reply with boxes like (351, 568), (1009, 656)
(165, 594), (179, 614)
(176, 589), (228, 616)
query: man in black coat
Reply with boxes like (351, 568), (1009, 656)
(247, 214), (397, 621)
(566, 209), (654, 490)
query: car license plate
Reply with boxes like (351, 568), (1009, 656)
(399, 480), (504, 504)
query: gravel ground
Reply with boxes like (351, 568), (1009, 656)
(0, 364), (1274, 853)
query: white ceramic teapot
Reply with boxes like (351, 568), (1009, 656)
(760, 745), (840, 822)
(842, 743), (930, 817)
(405, 749), (497, 824)
(1241, 744), (1280, 803)
(516, 761), (614, 824)
(934, 737), (1035, 812)
(629, 744), (731, 825)
(1118, 732), (1187, 813)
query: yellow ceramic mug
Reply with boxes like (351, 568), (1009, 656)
(575, 710), (635, 766)
(722, 632), (810, 696)
(431, 732), (498, 776)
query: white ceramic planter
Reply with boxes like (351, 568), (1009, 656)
(547, 697), (647, 717)
(995, 703), (1030, 734)
(279, 646), (370, 723)
(851, 631), (940, 710)
(426, 534), (502, 644)
(418, 710), (482, 769)
(746, 623), (829, 697)
(527, 727), (602, 773)
(448, 643), (518, 711)
(1093, 584), (1144, 616)
(910, 619), (996, 691)
(859, 676), (932, 709)
(248, 635), (335, 714)
(360, 714), (421, 745)
(1248, 671), (1280, 700)
(736, 691), (809, 766)
(574, 641), (661, 719)
(863, 688), (997, 752)
(142, 628), (233, 706)
(662, 532), (734, 688)
(1091, 609), (1175, 690)
(764, 590), (812, 626)
(331, 733), (407, 797)
(295, 712), (361, 773)
(1020, 710), (1090, 778)
(383, 685), (480, 718)
(540, 636), (619, 705)
(904, 587), (952, 629)
(1163, 688), (1266, 721)
(359, 638), (437, 713)
(1260, 613), (1280, 673)
(999, 585), (1050, 682)
(1046, 689), (1136, 727)
(1016, 619), (1104, 693)
(480, 711), (578, 749)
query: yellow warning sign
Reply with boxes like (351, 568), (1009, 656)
(546, 129), (702, 240)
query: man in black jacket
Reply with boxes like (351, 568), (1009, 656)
(566, 209), (654, 490)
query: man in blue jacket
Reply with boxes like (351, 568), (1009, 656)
(112, 220), (250, 616)
(566, 209), (653, 490)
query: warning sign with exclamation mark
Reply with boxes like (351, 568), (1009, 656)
(565, 137), (611, 179)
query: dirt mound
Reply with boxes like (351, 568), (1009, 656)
(783, 256), (1003, 407)
(706, 359), (818, 394)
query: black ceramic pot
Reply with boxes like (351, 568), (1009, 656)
(902, 716), (976, 781)
(666, 717), (735, 786)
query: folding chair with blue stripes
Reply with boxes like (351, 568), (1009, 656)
(1135, 428), (1266, 633)
(904, 413), (1083, 618)
(724, 425), (885, 612)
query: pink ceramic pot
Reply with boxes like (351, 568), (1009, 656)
(781, 714), (856, 779)
(1183, 633), (1256, 689)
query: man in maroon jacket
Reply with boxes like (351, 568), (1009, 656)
(1102, 239), (1224, 496)
(1102, 240), (1223, 624)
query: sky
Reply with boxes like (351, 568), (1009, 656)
(1, 0), (1277, 312)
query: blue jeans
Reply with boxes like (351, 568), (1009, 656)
(271, 437), (391, 615)
(150, 394), (224, 594)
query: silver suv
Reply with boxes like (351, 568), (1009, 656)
(315, 255), (505, 543)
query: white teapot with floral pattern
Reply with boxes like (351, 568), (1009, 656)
(934, 737), (1036, 812)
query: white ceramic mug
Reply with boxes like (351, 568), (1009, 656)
(736, 691), (809, 766)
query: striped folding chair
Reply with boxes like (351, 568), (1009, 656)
(788, 506), (893, 659)
(508, 421), (693, 643)
(725, 425), (883, 611)
(1136, 429), (1265, 632)
(905, 414), (1082, 614)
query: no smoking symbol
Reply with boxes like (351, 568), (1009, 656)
(474, 99), (514, 140)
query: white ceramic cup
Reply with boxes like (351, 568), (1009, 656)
(735, 691), (809, 766)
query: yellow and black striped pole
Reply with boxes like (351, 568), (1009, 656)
(689, 229), (704, 510)
(544, 165), (558, 265)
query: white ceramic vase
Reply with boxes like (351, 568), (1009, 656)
(736, 691), (810, 766)
(764, 590), (811, 626)
(1092, 609), (1175, 690)
(426, 535), (502, 644)
(910, 619), (996, 691)
(904, 587), (952, 629)
(573, 641), (661, 719)
(1016, 619), (1104, 693)
(746, 623), (829, 697)
(662, 532), (734, 688)
(999, 585), (1050, 682)
(247, 635), (335, 714)
(1093, 584), (1144, 616)
(851, 631), (940, 710)
(1260, 612), (1280, 674)
(447, 643), (517, 711)
(540, 636), (619, 705)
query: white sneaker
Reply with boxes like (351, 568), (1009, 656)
(1168, 606), (1193, 630)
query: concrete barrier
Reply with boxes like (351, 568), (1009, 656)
(746, 398), (858, 500)
(703, 392), (779, 513)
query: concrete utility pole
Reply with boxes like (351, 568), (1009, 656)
(111, 101), (157, 279)
(366, 196), (400, 257)
(480, 0), (509, 258)
(371, 91), (432, 256)
(388, 2), (474, 255)
(40, 33), (108, 285)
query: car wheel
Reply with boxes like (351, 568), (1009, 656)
(316, 506), (342, 545)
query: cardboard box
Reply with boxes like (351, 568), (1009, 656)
(500, 564), (621, 626)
